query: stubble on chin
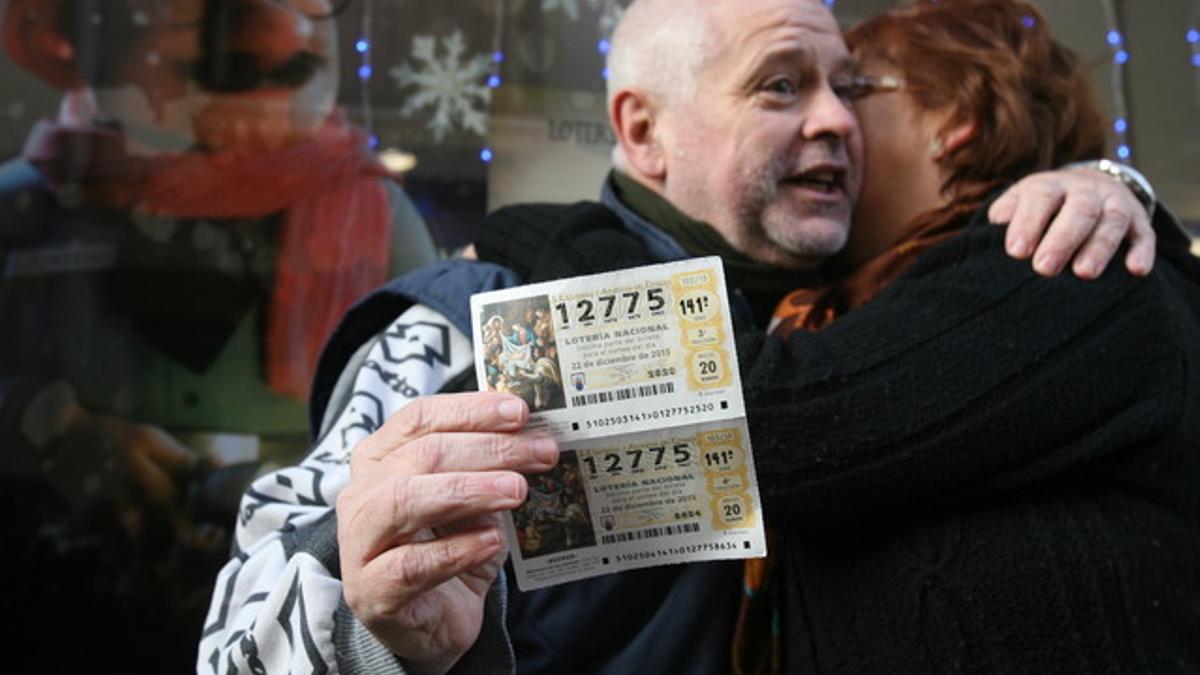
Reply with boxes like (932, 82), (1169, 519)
(737, 153), (849, 263)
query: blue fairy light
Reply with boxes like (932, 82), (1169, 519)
(1114, 49), (1129, 65)
(1116, 144), (1131, 159)
(481, 148), (494, 163)
(1114, 117), (1127, 134)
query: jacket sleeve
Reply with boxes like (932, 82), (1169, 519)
(197, 303), (515, 675)
(740, 219), (1186, 528)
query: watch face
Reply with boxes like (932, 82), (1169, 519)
(1092, 159), (1155, 215)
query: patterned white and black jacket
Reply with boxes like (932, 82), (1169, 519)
(197, 183), (750, 675)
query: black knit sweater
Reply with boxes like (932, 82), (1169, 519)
(740, 208), (1200, 673)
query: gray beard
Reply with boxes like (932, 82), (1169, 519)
(735, 153), (849, 260)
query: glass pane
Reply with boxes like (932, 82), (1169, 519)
(0, 0), (1195, 672)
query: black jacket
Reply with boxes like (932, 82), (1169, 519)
(740, 207), (1200, 673)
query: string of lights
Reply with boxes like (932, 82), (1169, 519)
(1100, 0), (1133, 162)
(599, 35), (611, 81)
(480, 0), (508, 164)
(597, 0), (620, 80)
(354, 0), (377, 149)
(1190, 1), (1200, 109)
(352, 0), (505, 164)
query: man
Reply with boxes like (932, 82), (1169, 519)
(198, 0), (1160, 673)
(0, 0), (436, 671)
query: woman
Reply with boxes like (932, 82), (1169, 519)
(775, 0), (1116, 333)
(739, 1), (1200, 672)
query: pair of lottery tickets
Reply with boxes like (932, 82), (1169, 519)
(470, 257), (766, 591)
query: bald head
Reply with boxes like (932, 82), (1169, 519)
(606, 0), (717, 110)
(604, 0), (861, 270)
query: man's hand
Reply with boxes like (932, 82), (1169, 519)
(337, 392), (558, 675)
(988, 166), (1155, 279)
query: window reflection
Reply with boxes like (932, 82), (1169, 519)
(1, 0), (436, 671)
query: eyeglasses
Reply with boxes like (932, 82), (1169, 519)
(839, 74), (903, 101)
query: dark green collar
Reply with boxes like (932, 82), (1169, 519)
(610, 171), (817, 325)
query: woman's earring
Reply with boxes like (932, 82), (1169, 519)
(928, 138), (944, 158)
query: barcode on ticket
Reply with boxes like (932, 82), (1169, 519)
(600, 521), (700, 545)
(571, 381), (676, 407)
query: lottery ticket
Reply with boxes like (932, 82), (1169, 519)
(470, 256), (746, 441)
(470, 257), (766, 590)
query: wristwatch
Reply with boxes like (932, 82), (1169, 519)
(1067, 158), (1157, 218)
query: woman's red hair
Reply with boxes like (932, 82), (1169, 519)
(770, 0), (1114, 336)
(846, 0), (1107, 209)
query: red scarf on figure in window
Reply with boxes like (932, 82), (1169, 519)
(22, 98), (391, 401)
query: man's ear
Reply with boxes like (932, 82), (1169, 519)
(931, 119), (977, 161)
(609, 88), (667, 180)
(3, 0), (85, 89)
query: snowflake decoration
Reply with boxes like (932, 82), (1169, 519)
(389, 31), (493, 143)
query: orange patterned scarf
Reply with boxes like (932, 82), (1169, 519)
(772, 211), (968, 337)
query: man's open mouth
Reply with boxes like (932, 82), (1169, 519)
(784, 168), (846, 194)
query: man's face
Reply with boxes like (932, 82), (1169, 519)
(86, 0), (340, 152)
(657, 0), (862, 269)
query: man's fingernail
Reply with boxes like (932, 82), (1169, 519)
(1010, 236), (1029, 257)
(479, 529), (501, 546)
(533, 436), (558, 464)
(1078, 258), (1099, 278)
(498, 399), (524, 422)
(496, 475), (524, 500)
(1139, 252), (1156, 275)
(1035, 252), (1058, 274)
